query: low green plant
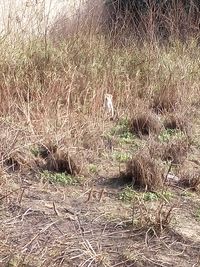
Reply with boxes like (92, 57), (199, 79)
(110, 118), (136, 144)
(141, 191), (173, 202)
(30, 146), (40, 157)
(195, 208), (200, 221)
(118, 131), (135, 144)
(119, 186), (136, 202)
(41, 171), (80, 185)
(158, 129), (184, 142)
(119, 188), (173, 203)
(180, 190), (195, 197)
(112, 151), (131, 162)
(88, 164), (98, 173)
(161, 190), (174, 201)
(142, 192), (159, 201)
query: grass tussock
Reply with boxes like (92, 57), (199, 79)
(132, 198), (174, 233)
(176, 163), (200, 191)
(125, 150), (164, 190)
(162, 138), (190, 164)
(179, 175), (200, 191)
(164, 112), (191, 134)
(4, 156), (21, 171)
(3, 150), (38, 173)
(36, 143), (58, 159)
(45, 151), (79, 175)
(129, 110), (162, 137)
(152, 86), (183, 113)
(35, 143), (80, 175)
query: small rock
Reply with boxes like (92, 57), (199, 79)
(167, 173), (180, 183)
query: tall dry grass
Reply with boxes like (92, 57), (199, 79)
(0, 0), (200, 177)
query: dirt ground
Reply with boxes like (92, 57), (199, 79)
(0, 166), (199, 267)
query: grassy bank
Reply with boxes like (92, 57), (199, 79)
(0, 22), (200, 266)
(1, 36), (200, 174)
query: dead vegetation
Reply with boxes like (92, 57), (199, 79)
(179, 174), (200, 191)
(176, 162), (200, 191)
(125, 150), (164, 190)
(0, 1), (200, 266)
(152, 86), (187, 114)
(44, 150), (80, 175)
(129, 110), (162, 137)
(164, 112), (191, 135)
(162, 138), (190, 164)
(132, 197), (175, 233)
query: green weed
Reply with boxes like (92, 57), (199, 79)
(141, 191), (173, 202)
(110, 118), (136, 144)
(30, 146), (40, 157)
(195, 208), (200, 221)
(142, 192), (159, 201)
(88, 164), (98, 173)
(161, 191), (174, 201)
(41, 171), (80, 186)
(112, 151), (131, 162)
(119, 186), (136, 202)
(119, 187), (173, 203)
(158, 129), (185, 142)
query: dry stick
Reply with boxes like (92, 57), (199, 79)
(164, 161), (173, 185)
(0, 188), (19, 201)
(98, 188), (105, 202)
(22, 220), (60, 250)
(86, 187), (94, 202)
(161, 161), (173, 197)
(21, 208), (33, 222)
(6, 208), (32, 224)
(113, 260), (130, 267)
(1, 130), (20, 161)
(18, 188), (25, 205)
(53, 201), (59, 216)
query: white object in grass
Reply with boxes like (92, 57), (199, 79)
(104, 93), (114, 118)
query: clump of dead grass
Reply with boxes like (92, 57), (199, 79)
(147, 139), (165, 159)
(45, 150), (79, 175)
(176, 162), (200, 191)
(29, 141), (81, 176)
(37, 143), (58, 159)
(162, 138), (190, 164)
(152, 86), (184, 113)
(164, 112), (191, 135)
(129, 110), (162, 137)
(125, 150), (164, 190)
(3, 150), (39, 173)
(132, 198), (175, 233)
(4, 156), (21, 171)
(179, 175), (200, 191)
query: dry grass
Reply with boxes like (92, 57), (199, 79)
(33, 142), (80, 175)
(44, 150), (80, 175)
(162, 138), (190, 164)
(131, 196), (175, 234)
(103, 0), (200, 41)
(164, 112), (191, 135)
(125, 150), (164, 190)
(0, 1), (200, 266)
(179, 174), (200, 191)
(129, 109), (162, 137)
(152, 86), (185, 113)
(176, 161), (200, 191)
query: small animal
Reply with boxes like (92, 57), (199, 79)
(104, 93), (114, 119)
